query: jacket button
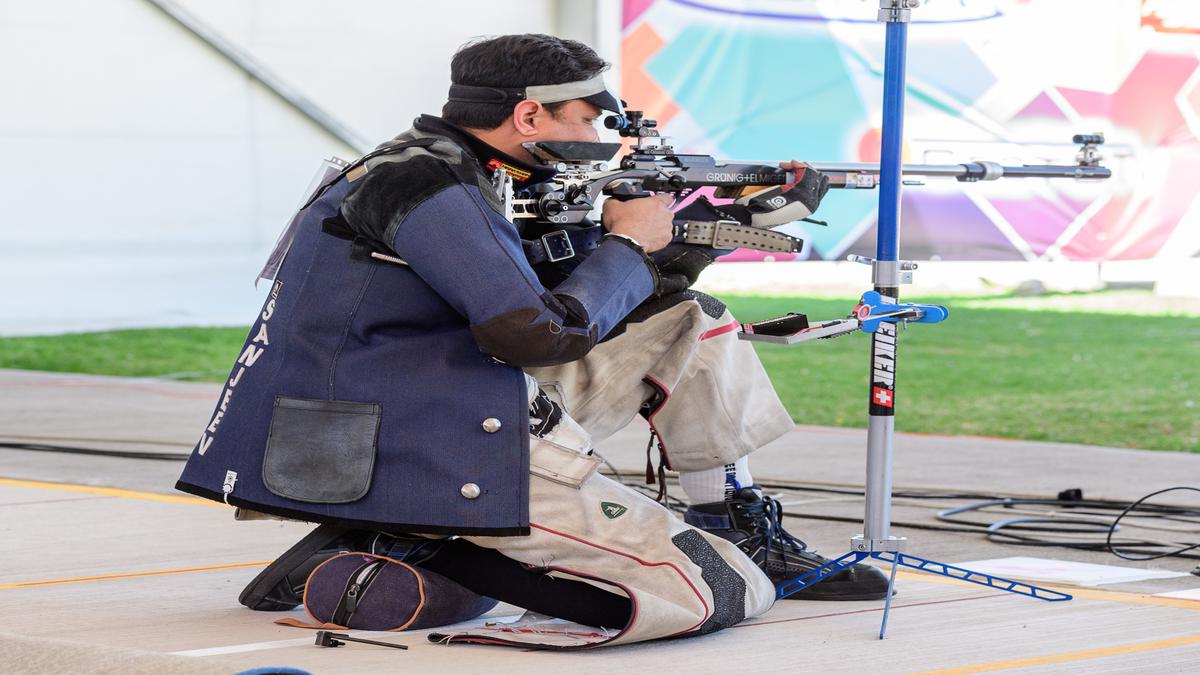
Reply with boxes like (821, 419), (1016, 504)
(460, 483), (481, 499)
(482, 417), (502, 433)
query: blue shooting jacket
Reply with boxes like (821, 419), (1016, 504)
(176, 117), (656, 535)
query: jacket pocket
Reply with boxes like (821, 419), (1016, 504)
(529, 441), (602, 489)
(263, 396), (381, 504)
(529, 413), (601, 489)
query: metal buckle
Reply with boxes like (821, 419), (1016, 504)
(541, 230), (575, 263)
(708, 220), (742, 247)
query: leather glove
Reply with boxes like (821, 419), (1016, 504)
(650, 244), (715, 295)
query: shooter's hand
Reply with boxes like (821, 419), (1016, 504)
(601, 193), (674, 253)
(640, 196), (736, 297)
(734, 160), (830, 228)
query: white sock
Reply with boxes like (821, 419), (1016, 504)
(678, 456), (754, 505)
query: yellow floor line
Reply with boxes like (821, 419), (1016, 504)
(894, 570), (1200, 611)
(0, 561), (271, 590)
(915, 633), (1200, 674)
(5, 478), (1196, 618)
(0, 477), (222, 507)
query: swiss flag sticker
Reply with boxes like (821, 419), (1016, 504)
(873, 386), (894, 408)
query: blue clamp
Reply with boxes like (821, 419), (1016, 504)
(853, 291), (949, 334)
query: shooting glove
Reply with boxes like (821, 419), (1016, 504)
(651, 245), (714, 296)
(726, 164), (830, 228)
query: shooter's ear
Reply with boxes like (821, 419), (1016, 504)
(512, 100), (543, 136)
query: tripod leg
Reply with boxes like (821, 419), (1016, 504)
(878, 551), (1072, 601)
(878, 555), (899, 639)
(776, 551), (866, 599)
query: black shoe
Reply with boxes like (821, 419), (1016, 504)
(239, 525), (443, 611)
(684, 487), (891, 601)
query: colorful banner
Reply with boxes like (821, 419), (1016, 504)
(622, 0), (1200, 262)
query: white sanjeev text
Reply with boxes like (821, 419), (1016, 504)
(196, 281), (281, 456)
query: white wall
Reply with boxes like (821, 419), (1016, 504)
(0, 0), (620, 334)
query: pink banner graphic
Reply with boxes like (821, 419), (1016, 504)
(621, 0), (1200, 262)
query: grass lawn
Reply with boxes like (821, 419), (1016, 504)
(0, 327), (249, 381)
(728, 294), (1198, 453)
(1, 293), (1196, 452)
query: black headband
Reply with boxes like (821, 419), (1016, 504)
(447, 84), (526, 105)
(446, 75), (623, 113)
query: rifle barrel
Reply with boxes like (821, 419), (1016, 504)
(802, 161), (1111, 182)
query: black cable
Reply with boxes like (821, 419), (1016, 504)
(759, 480), (1195, 509)
(9, 440), (1198, 564)
(0, 442), (188, 461)
(942, 495), (1200, 561)
(781, 511), (984, 535)
(612, 472), (1200, 563)
(609, 473), (1018, 535)
(1107, 487), (1200, 561)
(777, 493), (1200, 561)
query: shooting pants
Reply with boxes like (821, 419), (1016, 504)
(265, 298), (789, 647)
(435, 299), (788, 647)
(528, 298), (794, 471)
(438, 404), (776, 648)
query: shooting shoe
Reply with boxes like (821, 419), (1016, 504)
(685, 487), (890, 601)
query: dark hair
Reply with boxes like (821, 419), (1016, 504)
(442, 34), (609, 130)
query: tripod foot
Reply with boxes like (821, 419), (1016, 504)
(872, 551), (1072, 601)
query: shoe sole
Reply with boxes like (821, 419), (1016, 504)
(238, 523), (352, 611)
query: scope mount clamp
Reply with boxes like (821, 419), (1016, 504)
(847, 254), (919, 286)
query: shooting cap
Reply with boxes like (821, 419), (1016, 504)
(448, 73), (623, 114)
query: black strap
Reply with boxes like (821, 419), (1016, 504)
(420, 539), (632, 630)
(300, 138), (441, 212)
(447, 83), (526, 105)
(522, 226), (604, 265)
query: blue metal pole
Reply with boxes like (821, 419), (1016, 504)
(778, 2), (1082, 635)
(866, 8), (912, 640)
(876, 20), (908, 264)
(862, 6), (911, 546)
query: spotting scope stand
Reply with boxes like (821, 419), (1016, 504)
(737, 0), (1100, 639)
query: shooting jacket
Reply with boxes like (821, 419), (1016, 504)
(176, 116), (656, 535)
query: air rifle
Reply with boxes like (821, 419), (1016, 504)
(504, 109), (1110, 258)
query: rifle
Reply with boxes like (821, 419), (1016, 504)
(504, 109), (1111, 260)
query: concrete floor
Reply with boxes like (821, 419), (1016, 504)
(2, 369), (1199, 673)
